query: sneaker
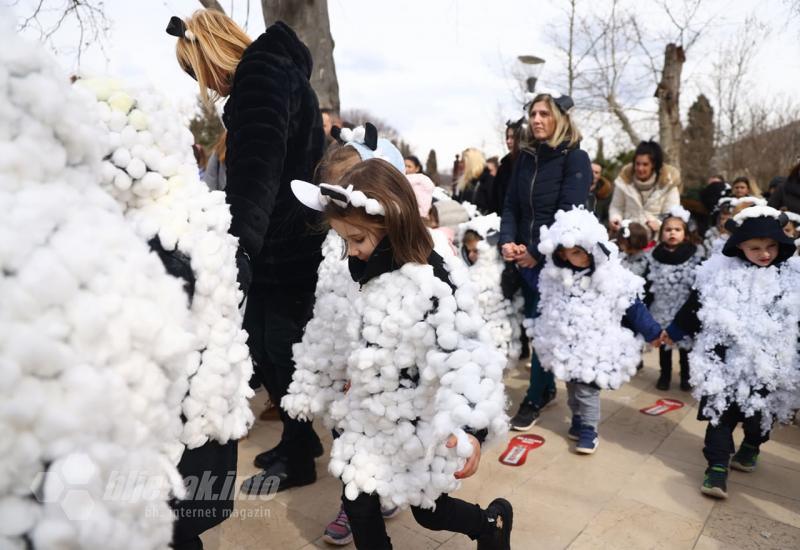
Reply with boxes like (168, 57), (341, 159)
(730, 443), (759, 473)
(575, 425), (599, 454)
(322, 506), (352, 546)
(542, 387), (557, 409)
(381, 505), (400, 519)
(568, 415), (582, 441)
(510, 401), (541, 431)
(477, 498), (513, 550)
(701, 465), (728, 498)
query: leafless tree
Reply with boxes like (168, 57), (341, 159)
(14, 0), (112, 67)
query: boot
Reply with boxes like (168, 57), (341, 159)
(657, 347), (672, 391)
(679, 350), (691, 392)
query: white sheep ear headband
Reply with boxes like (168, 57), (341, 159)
(291, 180), (386, 216)
(663, 204), (691, 224)
(620, 219), (632, 239)
(331, 122), (406, 174)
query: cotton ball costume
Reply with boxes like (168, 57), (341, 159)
(283, 183), (508, 510)
(76, 77), (254, 448)
(645, 206), (703, 350)
(0, 21), (195, 549)
(532, 208), (648, 389)
(457, 214), (523, 361)
(617, 220), (648, 277)
(688, 207), (800, 433)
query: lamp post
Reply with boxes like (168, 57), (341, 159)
(517, 55), (546, 95)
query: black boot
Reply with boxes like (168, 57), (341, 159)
(679, 349), (691, 391)
(477, 498), (513, 550)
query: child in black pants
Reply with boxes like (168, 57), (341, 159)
(665, 205), (800, 498)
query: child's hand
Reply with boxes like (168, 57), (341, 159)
(515, 250), (538, 268)
(501, 243), (519, 261)
(649, 333), (663, 348)
(661, 331), (675, 347)
(446, 434), (481, 479)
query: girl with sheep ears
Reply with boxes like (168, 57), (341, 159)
(287, 158), (514, 550)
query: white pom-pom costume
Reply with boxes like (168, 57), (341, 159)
(77, 77), (254, 449)
(284, 240), (508, 509)
(532, 208), (652, 389)
(689, 253), (800, 432)
(457, 213), (523, 361)
(0, 23), (194, 549)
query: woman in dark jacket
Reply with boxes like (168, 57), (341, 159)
(499, 93), (592, 431)
(171, 9), (324, 547)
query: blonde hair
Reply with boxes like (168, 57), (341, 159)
(456, 148), (486, 192)
(528, 94), (582, 148)
(176, 10), (252, 104)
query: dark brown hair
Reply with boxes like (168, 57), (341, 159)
(326, 158), (433, 265)
(617, 222), (649, 251)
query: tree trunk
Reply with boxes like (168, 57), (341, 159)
(655, 43), (685, 173)
(261, 0), (340, 113)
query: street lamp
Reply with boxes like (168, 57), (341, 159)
(517, 55), (546, 94)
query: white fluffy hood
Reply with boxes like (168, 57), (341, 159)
(538, 208), (616, 265)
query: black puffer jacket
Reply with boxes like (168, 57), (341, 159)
(223, 21), (326, 292)
(768, 173), (800, 215)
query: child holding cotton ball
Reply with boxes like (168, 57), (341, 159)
(643, 205), (703, 391)
(664, 206), (800, 499)
(286, 159), (512, 550)
(531, 208), (663, 455)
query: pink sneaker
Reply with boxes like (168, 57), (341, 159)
(322, 506), (352, 546)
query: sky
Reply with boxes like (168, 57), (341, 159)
(10, 0), (800, 174)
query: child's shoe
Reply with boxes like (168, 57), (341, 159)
(477, 498), (513, 550)
(322, 506), (352, 546)
(510, 401), (541, 431)
(568, 415), (582, 441)
(575, 425), (599, 454)
(656, 375), (671, 391)
(730, 443), (759, 473)
(700, 465), (728, 499)
(381, 505), (401, 519)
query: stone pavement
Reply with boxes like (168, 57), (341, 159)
(202, 351), (800, 549)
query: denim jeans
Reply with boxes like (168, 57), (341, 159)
(566, 382), (601, 430)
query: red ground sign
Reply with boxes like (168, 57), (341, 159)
(639, 398), (685, 416)
(499, 434), (545, 466)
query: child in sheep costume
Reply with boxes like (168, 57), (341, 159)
(665, 206), (800, 499)
(644, 205), (704, 391)
(615, 220), (650, 277)
(458, 213), (524, 361)
(702, 197), (734, 258)
(531, 208), (663, 454)
(286, 159), (513, 549)
(0, 22), (196, 549)
(75, 77), (254, 545)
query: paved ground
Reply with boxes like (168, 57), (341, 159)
(202, 350), (800, 549)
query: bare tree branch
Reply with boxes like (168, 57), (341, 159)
(608, 92), (642, 145)
(198, 0), (226, 13)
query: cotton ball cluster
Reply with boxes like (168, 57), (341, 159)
(0, 23), (194, 549)
(457, 214), (523, 361)
(690, 254), (800, 433)
(77, 77), (254, 448)
(286, 240), (507, 510)
(645, 245), (703, 350)
(532, 211), (645, 389)
(282, 232), (359, 421)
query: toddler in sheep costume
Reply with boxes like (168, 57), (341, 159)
(458, 213), (524, 362)
(665, 205), (800, 500)
(530, 208), (663, 454)
(286, 159), (512, 550)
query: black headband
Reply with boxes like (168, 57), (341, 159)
(553, 94), (574, 114)
(166, 16), (190, 39)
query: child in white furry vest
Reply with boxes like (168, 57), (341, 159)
(285, 159), (512, 550)
(459, 214), (524, 362)
(531, 208), (663, 454)
(702, 197), (733, 258)
(664, 206), (800, 499)
(644, 205), (704, 391)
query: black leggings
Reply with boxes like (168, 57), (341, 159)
(341, 490), (485, 549)
(658, 346), (689, 379)
(703, 403), (771, 466)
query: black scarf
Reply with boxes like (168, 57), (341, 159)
(348, 236), (455, 292)
(651, 242), (697, 265)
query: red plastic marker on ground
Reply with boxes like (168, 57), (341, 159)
(639, 398), (684, 416)
(498, 434), (545, 466)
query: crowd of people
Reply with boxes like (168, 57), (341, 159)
(4, 7), (800, 550)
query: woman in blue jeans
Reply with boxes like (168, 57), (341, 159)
(499, 93), (592, 430)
